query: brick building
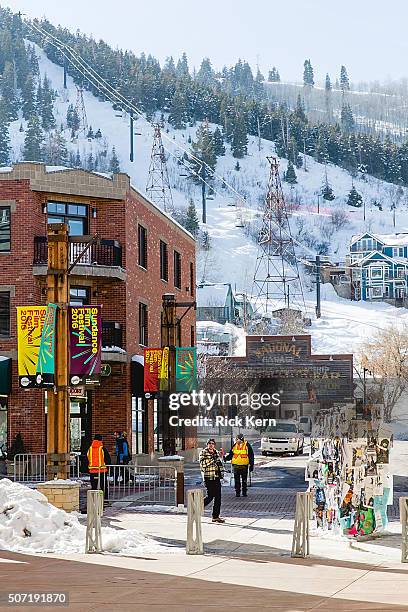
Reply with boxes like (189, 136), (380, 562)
(0, 163), (196, 461)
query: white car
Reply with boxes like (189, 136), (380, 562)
(261, 420), (304, 456)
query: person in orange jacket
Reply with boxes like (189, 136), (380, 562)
(87, 434), (111, 499)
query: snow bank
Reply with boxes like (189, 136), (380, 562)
(0, 479), (173, 555)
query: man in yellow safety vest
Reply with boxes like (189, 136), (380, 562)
(224, 433), (254, 497)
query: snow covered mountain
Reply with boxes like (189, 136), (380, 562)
(8, 42), (408, 358)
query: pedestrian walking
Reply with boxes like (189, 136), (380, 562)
(224, 433), (254, 497)
(115, 431), (131, 465)
(199, 438), (225, 523)
(87, 434), (111, 502)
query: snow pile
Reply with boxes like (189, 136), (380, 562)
(0, 479), (173, 555)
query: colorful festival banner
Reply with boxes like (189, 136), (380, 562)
(69, 306), (102, 386)
(159, 346), (169, 391)
(175, 347), (197, 393)
(17, 306), (47, 388)
(35, 303), (57, 388)
(144, 348), (163, 393)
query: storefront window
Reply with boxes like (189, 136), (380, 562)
(131, 396), (144, 455)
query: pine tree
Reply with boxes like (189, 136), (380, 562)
(87, 126), (94, 139)
(39, 75), (55, 131)
(340, 65), (350, 95)
(21, 74), (36, 120)
(196, 58), (215, 86)
(168, 86), (189, 129)
(284, 160), (297, 184)
(190, 122), (216, 179)
(109, 146), (120, 173)
(347, 185), (363, 208)
(201, 230), (211, 251)
(23, 115), (44, 161)
(303, 59), (314, 88)
(325, 73), (332, 121)
(66, 104), (74, 129)
(184, 198), (200, 236)
(71, 108), (80, 134)
(0, 61), (18, 120)
(0, 103), (11, 166)
(212, 127), (225, 156)
(341, 103), (355, 132)
(87, 152), (95, 172)
(268, 67), (280, 82)
(75, 149), (81, 168)
(321, 173), (335, 201)
(231, 113), (248, 158)
(95, 128), (102, 139)
(234, 161), (240, 171)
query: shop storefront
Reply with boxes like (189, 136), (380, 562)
(0, 357), (11, 447)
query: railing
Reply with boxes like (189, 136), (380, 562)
(13, 453), (80, 482)
(102, 321), (123, 349)
(105, 464), (176, 505)
(34, 236), (123, 267)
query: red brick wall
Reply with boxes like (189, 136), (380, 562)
(0, 175), (197, 455)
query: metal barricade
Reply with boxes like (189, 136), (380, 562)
(13, 453), (80, 482)
(106, 464), (176, 505)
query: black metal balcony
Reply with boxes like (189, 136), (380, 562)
(34, 236), (123, 268)
(102, 321), (123, 349)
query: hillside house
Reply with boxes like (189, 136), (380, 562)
(196, 283), (253, 325)
(349, 232), (408, 305)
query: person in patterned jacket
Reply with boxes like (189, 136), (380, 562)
(199, 438), (225, 523)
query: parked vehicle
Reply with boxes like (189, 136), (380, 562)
(298, 416), (312, 436)
(261, 420), (304, 456)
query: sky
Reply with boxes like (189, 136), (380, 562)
(2, 0), (408, 84)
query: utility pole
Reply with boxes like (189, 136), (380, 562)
(315, 255), (321, 319)
(46, 223), (70, 480)
(130, 110), (134, 162)
(63, 55), (67, 89)
(161, 293), (177, 456)
(201, 164), (207, 224)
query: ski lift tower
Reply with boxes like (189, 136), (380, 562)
(146, 124), (174, 213)
(251, 156), (305, 315)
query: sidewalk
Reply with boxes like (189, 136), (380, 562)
(2, 507), (408, 610)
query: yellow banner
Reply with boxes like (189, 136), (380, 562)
(17, 306), (47, 388)
(159, 346), (169, 390)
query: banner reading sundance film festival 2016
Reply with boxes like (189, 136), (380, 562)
(69, 306), (102, 386)
(175, 347), (197, 393)
(17, 306), (47, 388)
(35, 303), (57, 388)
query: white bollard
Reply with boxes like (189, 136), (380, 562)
(400, 497), (408, 562)
(85, 489), (104, 553)
(291, 491), (312, 558)
(186, 488), (204, 555)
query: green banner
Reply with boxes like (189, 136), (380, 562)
(175, 347), (197, 393)
(35, 303), (57, 388)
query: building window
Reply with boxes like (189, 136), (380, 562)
(160, 240), (168, 281)
(174, 250), (181, 289)
(370, 267), (383, 279)
(139, 302), (148, 346)
(190, 262), (194, 296)
(0, 207), (10, 252)
(369, 286), (383, 298)
(0, 292), (10, 336)
(393, 247), (405, 258)
(70, 286), (90, 306)
(190, 325), (195, 346)
(397, 268), (406, 279)
(138, 225), (147, 269)
(47, 201), (88, 236)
